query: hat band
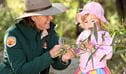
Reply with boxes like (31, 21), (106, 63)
(25, 5), (52, 13)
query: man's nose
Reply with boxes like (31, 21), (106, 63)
(48, 16), (53, 20)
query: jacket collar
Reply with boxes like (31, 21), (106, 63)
(16, 20), (56, 40)
(16, 20), (40, 39)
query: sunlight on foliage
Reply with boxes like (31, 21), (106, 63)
(6, 0), (24, 16)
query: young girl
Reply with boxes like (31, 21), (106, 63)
(74, 2), (113, 74)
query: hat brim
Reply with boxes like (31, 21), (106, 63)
(77, 11), (109, 24)
(17, 3), (67, 19)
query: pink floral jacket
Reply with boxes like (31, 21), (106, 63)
(76, 30), (113, 73)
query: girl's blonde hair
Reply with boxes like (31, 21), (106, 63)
(81, 13), (107, 30)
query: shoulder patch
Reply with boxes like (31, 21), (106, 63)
(6, 36), (16, 47)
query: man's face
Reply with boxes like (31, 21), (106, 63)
(31, 16), (53, 30)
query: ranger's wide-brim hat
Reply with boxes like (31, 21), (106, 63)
(17, 0), (67, 19)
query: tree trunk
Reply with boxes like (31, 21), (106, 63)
(76, 0), (85, 37)
(0, 0), (5, 7)
(116, 0), (126, 26)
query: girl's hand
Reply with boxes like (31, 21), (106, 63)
(84, 41), (94, 51)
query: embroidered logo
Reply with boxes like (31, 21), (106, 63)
(6, 36), (16, 47)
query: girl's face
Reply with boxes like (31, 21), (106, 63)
(79, 14), (100, 30)
(31, 16), (53, 30)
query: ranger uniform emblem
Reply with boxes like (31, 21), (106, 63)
(6, 36), (16, 47)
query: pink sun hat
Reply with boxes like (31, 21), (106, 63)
(77, 2), (108, 24)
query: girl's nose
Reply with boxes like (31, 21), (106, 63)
(89, 20), (96, 27)
(89, 23), (93, 27)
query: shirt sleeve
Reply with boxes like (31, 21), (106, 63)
(95, 46), (113, 60)
(94, 31), (113, 60)
(51, 57), (71, 70)
(48, 27), (71, 70)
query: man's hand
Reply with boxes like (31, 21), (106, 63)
(49, 45), (63, 58)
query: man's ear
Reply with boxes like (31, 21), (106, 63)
(31, 16), (37, 22)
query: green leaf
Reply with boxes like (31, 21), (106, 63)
(93, 23), (98, 43)
(111, 32), (116, 45)
(85, 47), (98, 68)
(91, 51), (94, 68)
(88, 34), (91, 42)
(100, 54), (107, 62)
(102, 32), (106, 42)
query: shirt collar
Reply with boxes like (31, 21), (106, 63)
(41, 29), (48, 39)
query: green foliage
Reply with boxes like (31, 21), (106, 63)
(0, 7), (15, 50)
(0, 0), (24, 50)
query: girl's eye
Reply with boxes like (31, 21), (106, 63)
(91, 20), (96, 23)
(84, 21), (88, 23)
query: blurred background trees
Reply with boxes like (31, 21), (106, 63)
(0, 0), (126, 74)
